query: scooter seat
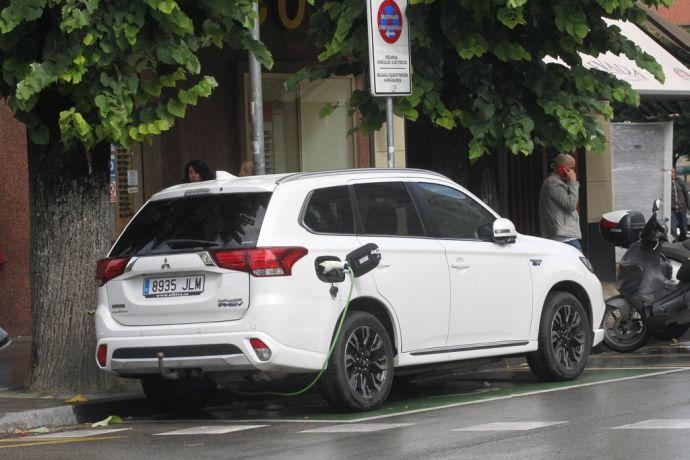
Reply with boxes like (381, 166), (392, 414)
(661, 241), (690, 263)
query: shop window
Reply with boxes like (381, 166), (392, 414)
(245, 75), (355, 173)
(111, 146), (145, 237)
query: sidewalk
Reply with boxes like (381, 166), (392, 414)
(0, 337), (148, 433)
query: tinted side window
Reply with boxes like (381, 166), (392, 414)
(110, 193), (271, 257)
(303, 186), (354, 234)
(417, 183), (495, 240)
(353, 182), (425, 237)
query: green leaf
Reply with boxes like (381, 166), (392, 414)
(73, 112), (91, 137)
(83, 33), (95, 46)
(319, 102), (336, 118)
(167, 99), (185, 118)
(91, 415), (123, 428)
(497, 7), (526, 29)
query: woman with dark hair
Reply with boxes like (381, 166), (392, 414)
(183, 160), (214, 183)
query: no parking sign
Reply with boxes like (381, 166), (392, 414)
(366, 0), (411, 96)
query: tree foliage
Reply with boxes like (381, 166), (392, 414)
(295, 0), (674, 159)
(0, 0), (271, 150)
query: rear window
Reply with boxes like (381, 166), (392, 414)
(302, 186), (355, 234)
(110, 193), (272, 257)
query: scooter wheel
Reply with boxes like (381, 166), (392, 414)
(602, 305), (649, 352)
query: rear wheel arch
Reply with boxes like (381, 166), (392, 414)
(342, 296), (399, 356)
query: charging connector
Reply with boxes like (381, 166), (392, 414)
(319, 260), (348, 274)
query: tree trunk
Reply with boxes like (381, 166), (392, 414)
(28, 142), (116, 392)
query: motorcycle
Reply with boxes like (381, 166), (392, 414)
(600, 200), (690, 352)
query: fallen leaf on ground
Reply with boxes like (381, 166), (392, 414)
(65, 394), (88, 403)
(28, 427), (51, 434)
(91, 415), (123, 427)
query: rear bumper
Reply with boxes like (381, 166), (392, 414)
(96, 332), (327, 376)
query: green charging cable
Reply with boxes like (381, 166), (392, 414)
(228, 267), (355, 397)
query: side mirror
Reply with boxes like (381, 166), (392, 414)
(653, 199), (662, 213)
(493, 218), (517, 244)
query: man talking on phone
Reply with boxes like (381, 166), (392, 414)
(538, 153), (582, 251)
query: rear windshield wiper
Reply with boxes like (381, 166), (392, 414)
(163, 239), (221, 249)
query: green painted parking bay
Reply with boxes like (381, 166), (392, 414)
(302, 367), (687, 422)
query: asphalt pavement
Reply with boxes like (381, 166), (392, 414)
(5, 332), (690, 458)
(2, 368), (690, 459)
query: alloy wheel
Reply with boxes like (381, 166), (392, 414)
(344, 325), (389, 398)
(551, 304), (586, 370)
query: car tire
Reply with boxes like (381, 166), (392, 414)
(320, 311), (394, 412)
(527, 291), (591, 381)
(140, 375), (216, 414)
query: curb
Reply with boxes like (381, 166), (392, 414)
(0, 397), (150, 433)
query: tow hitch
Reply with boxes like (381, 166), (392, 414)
(156, 352), (180, 380)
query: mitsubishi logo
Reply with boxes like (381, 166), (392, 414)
(161, 258), (171, 270)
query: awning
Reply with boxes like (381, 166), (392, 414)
(547, 19), (690, 99)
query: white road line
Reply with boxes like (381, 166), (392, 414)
(452, 421), (568, 432)
(24, 428), (131, 439)
(300, 423), (413, 433)
(326, 367), (690, 423)
(614, 419), (690, 430)
(154, 425), (267, 436)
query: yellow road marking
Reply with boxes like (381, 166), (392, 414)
(0, 435), (126, 449)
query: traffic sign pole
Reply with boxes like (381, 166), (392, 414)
(386, 97), (394, 167)
(366, 0), (411, 168)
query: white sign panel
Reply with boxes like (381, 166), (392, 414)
(366, 0), (412, 96)
(545, 20), (690, 97)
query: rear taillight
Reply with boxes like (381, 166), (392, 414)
(97, 344), (107, 367)
(211, 247), (307, 277)
(96, 257), (131, 286)
(600, 219), (618, 229)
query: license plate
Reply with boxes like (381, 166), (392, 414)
(143, 275), (205, 298)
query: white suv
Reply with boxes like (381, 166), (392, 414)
(95, 168), (605, 412)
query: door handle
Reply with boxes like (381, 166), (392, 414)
(451, 261), (470, 270)
(378, 261), (391, 269)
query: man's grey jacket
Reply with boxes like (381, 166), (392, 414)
(538, 173), (581, 240)
(672, 177), (689, 212)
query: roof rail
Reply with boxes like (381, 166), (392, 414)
(275, 168), (448, 185)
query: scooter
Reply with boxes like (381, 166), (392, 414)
(601, 200), (690, 352)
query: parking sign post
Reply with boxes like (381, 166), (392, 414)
(366, 0), (411, 168)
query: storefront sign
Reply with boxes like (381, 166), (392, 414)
(260, 0), (306, 30)
(127, 169), (139, 187)
(366, 0), (412, 96)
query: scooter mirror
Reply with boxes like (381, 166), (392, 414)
(653, 199), (662, 213)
